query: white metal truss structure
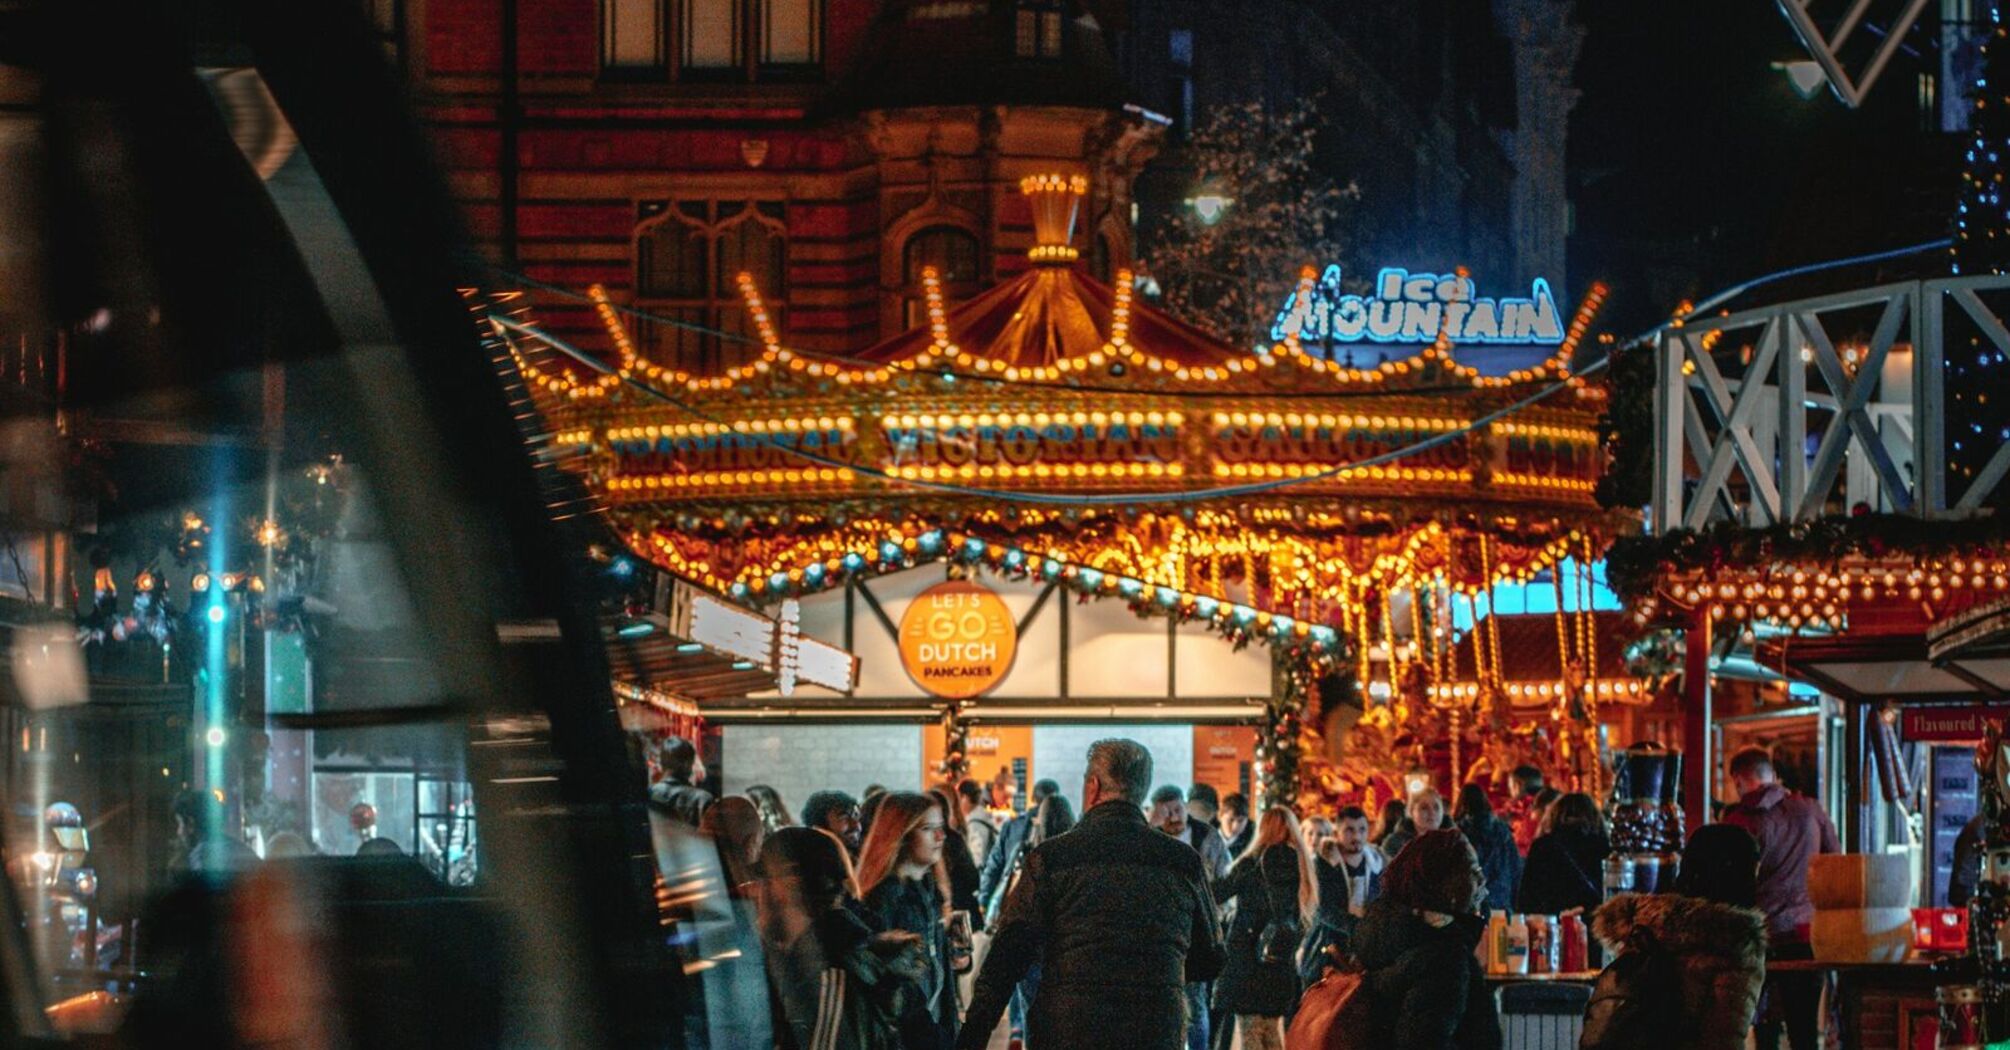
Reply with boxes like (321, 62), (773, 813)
(1776, 0), (1932, 108)
(1652, 275), (2010, 533)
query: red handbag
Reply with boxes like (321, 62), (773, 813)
(1284, 963), (1373, 1050)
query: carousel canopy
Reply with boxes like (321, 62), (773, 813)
(485, 172), (1631, 632)
(479, 173), (1644, 808)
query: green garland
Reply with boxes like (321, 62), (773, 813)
(1594, 343), (1655, 511)
(1606, 514), (2010, 606)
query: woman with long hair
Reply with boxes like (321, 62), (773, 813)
(856, 792), (958, 1050)
(747, 785), (795, 834)
(1212, 806), (1318, 1050)
(1352, 829), (1502, 1049)
(759, 826), (920, 1050)
(1516, 792), (1610, 918)
(1372, 797), (1408, 848)
(1452, 783), (1521, 913)
(925, 787), (985, 928)
(1032, 793), (1075, 844)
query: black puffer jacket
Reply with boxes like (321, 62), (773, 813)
(956, 801), (1226, 1050)
(1213, 843), (1305, 1017)
(1351, 897), (1502, 1050)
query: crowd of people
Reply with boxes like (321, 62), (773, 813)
(646, 737), (1836, 1050)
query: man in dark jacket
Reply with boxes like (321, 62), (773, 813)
(958, 740), (1226, 1050)
(800, 789), (863, 855)
(1721, 746), (1838, 1050)
(647, 736), (713, 827)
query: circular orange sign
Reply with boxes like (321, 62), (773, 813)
(898, 580), (1019, 699)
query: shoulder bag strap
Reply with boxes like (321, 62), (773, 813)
(1553, 841), (1602, 903)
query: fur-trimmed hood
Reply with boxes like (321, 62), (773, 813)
(1591, 893), (1767, 968)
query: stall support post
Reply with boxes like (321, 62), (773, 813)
(1682, 608), (1713, 840)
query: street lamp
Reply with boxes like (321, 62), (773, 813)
(1185, 191), (1231, 226)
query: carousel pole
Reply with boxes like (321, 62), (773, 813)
(1680, 604), (1712, 839)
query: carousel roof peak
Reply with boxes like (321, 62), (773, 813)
(847, 170), (1247, 371)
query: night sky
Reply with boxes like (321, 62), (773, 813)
(1570, 0), (1961, 334)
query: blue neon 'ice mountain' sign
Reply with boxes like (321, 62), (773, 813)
(1270, 265), (1565, 347)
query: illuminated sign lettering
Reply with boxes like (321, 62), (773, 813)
(898, 581), (1018, 700)
(1214, 421), (1469, 470)
(612, 427), (855, 475)
(1271, 266), (1565, 347)
(882, 423), (1178, 469)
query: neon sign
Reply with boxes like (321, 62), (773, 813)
(1270, 266), (1565, 347)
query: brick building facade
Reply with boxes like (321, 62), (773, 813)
(406, 0), (1160, 370)
(403, 0), (1576, 366)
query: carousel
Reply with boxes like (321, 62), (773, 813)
(483, 174), (1640, 810)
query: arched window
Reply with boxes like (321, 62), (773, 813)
(901, 226), (981, 329)
(635, 200), (786, 373)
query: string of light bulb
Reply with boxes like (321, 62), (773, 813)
(486, 312), (1617, 508)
